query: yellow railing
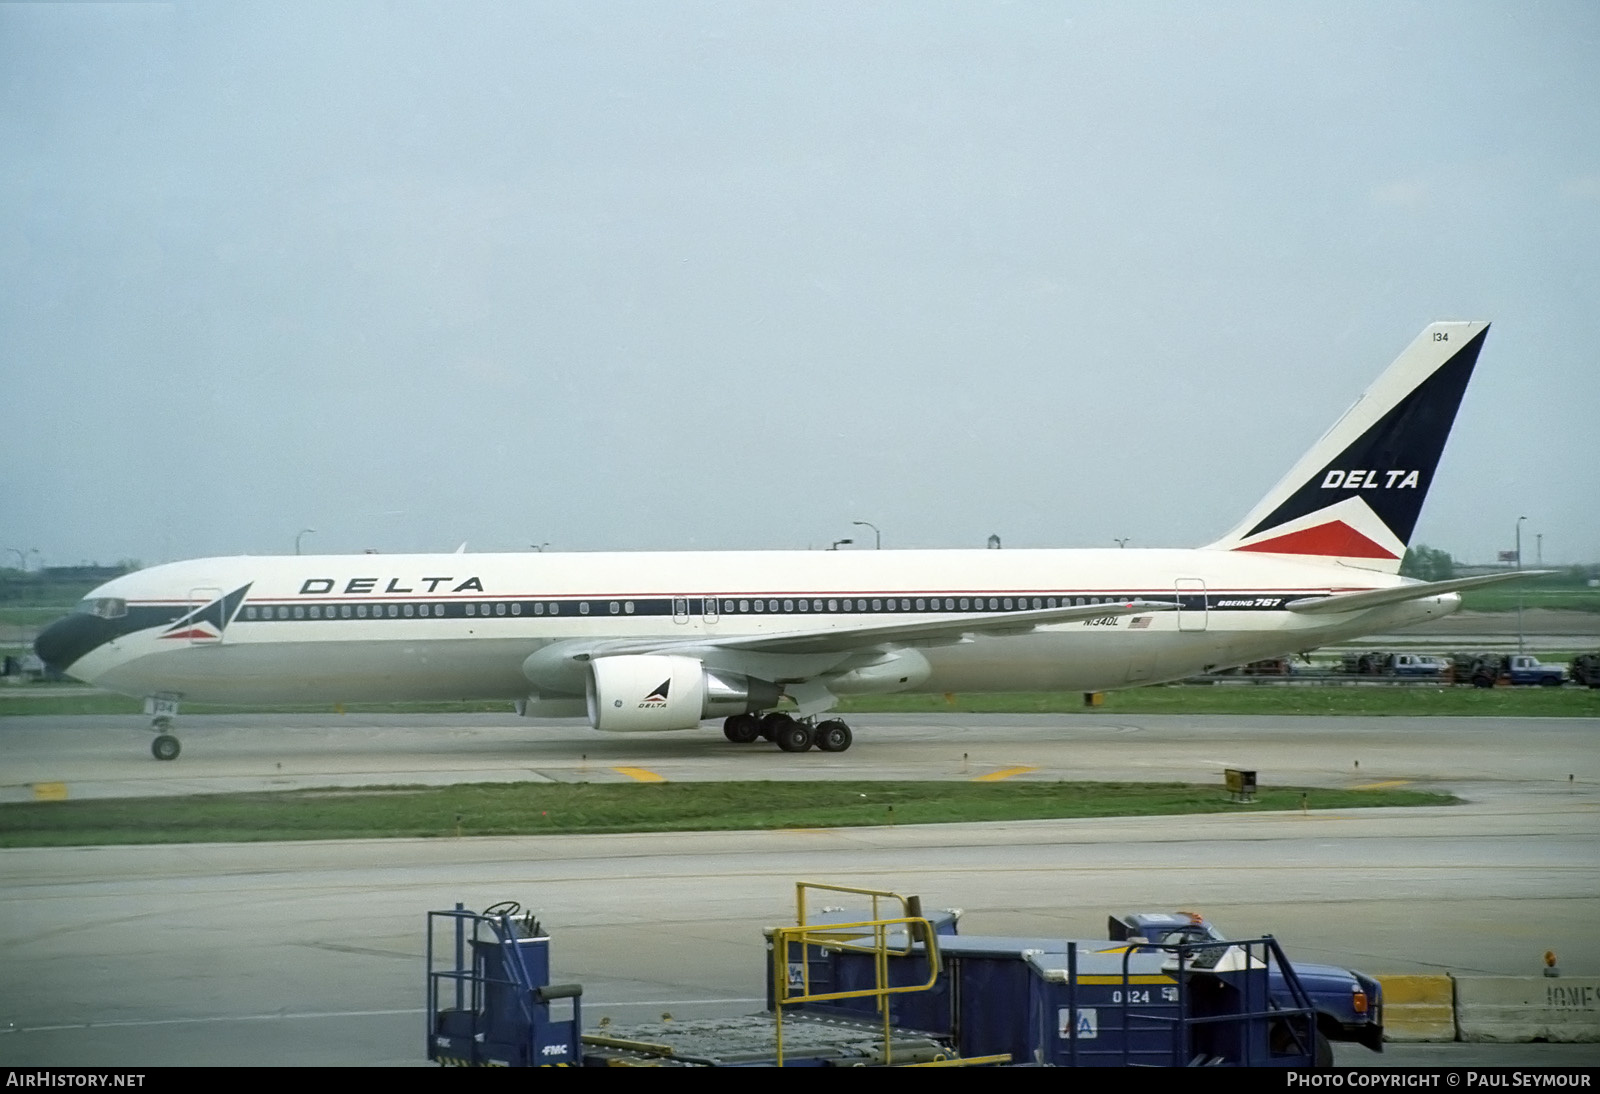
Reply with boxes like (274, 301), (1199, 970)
(770, 882), (943, 1066)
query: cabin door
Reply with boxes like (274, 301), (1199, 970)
(186, 586), (226, 645)
(1175, 578), (1208, 632)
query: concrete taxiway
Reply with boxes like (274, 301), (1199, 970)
(1, 710), (1596, 802)
(2, 711), (1597, 1067)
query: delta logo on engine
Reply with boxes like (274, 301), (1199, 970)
(640, 680), (670, 708)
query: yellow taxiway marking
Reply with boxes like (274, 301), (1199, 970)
(613, 766), (667, 783)
(973, 765), (1038, 783)
(32, 782), (68, 801)
(1352, 779), (1413, 790)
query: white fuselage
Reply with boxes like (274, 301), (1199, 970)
(64, 547), (1456, 708)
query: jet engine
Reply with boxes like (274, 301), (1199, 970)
(585, 654), (781, 732)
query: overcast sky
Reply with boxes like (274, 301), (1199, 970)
(3, 2), (1596, 568)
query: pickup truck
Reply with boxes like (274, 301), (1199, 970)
(1459, 654), (1566, 688)
(1341, 652), (1449, 677)
(1109, 911), (1383, 1058)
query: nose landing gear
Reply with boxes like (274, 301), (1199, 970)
(146, 695), (183, 760)
(150, 716), (181, 761)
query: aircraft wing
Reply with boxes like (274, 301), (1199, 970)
(583, 598), (1179, 659)
(1284, 570), (1557, 615)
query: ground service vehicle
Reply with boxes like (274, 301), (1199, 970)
(1569, 653), (1600, 689)
(425, 885), (1325, 1067)
(1108, 911), (1382, 1055)
(1341, 651), (1449, 677)
(1458, 653), (1566, 688)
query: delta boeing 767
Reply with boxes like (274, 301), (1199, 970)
(37, 321), (1537, 759)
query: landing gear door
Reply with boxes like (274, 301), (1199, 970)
(1175, 578), (1208, 633)
(187, 586), (226, 645)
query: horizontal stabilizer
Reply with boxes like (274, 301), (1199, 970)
(1285, 570), (1557, 615)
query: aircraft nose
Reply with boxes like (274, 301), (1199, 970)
(34, 612), (113, 676)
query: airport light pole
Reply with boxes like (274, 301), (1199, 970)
(295, 528), (316, 555)
(1515, 516), (1526, 654)
(829, 539), (853, 551)
(853, 521), (880, 550)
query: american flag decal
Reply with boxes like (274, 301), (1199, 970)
(1129, 617), (1151, 630)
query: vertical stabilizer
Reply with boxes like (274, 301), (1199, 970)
(1203, 322), (1489, 574)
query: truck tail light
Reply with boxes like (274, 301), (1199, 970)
(1352, 989), (1369, 1014)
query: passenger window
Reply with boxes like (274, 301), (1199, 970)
(624, 601), (633, 614)
(466, 604), (475, 616)
(534, 603), (544, 615)
(356, 605), (367, 618)
(579, 602), (590, 615)
(511, 603), (521, 616)
(960, 598), (970, 611)
(783, 599), (794, 612)
(340, 605), (352, 619)
(609, 601), (620, 615)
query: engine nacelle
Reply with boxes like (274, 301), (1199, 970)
(586, 655), (780, 732)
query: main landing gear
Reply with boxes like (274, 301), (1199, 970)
(722, 712), (854, 753)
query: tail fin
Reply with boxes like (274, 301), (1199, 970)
(1203, 321), (1489, 574)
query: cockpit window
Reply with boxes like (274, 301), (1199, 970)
(75, 597), (128, 619)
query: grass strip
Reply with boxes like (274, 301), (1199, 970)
(835, 686), (1600, 717)
(0, 780), (1456, 848)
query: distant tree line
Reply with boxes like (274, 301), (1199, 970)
(0, 562), (138, 605)
(1400, 544), (1457, 581)
(1400, 547), (1597, 586)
